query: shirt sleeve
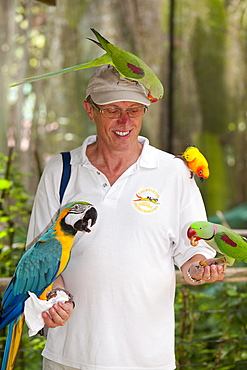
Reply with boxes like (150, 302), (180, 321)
(26, 154), (63, 249)
(171, 167), (216, 268)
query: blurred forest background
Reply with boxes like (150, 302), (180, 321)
(0, 0), (246, 218)
(1, 1), (247, 369)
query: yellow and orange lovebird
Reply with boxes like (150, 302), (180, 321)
(175, 145), (210, 182)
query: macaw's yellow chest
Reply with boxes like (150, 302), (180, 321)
(54, 233), (74, 275)
(53, 209), (76, 276)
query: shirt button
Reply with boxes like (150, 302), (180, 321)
(97, 171), (100, 175)
(103, 183), (108, 187)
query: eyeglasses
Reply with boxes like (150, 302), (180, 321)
(91, 101), (148, 119)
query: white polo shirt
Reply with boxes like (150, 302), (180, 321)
(27, 136), (215, 370)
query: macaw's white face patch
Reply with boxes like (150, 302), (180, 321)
(64, 205), (90, 227)
(133, 189), (160, 213)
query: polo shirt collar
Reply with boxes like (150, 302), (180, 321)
(138, 136), (159, 169)
(71, 135), (159, 169)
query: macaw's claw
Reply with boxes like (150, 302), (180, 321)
(46, 288), (75, 306)
(195, 257), (228, 270)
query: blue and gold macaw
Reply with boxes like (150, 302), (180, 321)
(0, 201), (97, 370)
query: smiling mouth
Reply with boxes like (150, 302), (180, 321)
(114, 130), (130, 137)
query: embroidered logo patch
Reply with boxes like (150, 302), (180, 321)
(133, 189), (160, 213)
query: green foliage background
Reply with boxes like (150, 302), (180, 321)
(0, 152), (45, 369)
(175, 283), (247, 369)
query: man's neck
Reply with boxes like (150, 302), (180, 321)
(86, 140), (143, 185)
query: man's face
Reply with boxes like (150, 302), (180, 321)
(83, 101), (144, 153)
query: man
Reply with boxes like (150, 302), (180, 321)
(26, 65), (225, 370)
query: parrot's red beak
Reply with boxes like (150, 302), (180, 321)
(187, 227), (200, 246)
(148, 93), (159, 103)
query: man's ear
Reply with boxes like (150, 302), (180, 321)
(83, 101), (95, 121)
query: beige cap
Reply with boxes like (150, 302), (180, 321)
(85, 65), (150, 106)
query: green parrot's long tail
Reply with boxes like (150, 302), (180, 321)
(9, 53), (111, 87)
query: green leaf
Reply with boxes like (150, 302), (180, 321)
(0, 216), (9, 222)
(0, 230), (8, 239)
(0, 179), (12, 190)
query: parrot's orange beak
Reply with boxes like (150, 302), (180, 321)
(187, 227), (200, 246)
(148, 93), (159, 103)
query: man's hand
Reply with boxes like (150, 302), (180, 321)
(42, 301), (74, 328)
(181, 254), (226, 285)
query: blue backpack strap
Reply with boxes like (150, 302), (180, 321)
(59, 151), (71, 204)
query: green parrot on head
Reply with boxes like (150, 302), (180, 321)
(187, 221), (247, 267)
(10, 28), (164, 103)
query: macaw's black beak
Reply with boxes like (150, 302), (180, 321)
(74, 207), (98, 233)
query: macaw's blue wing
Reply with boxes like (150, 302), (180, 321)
(1, 315), (25, 370)
(0, 238), (62, 330)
